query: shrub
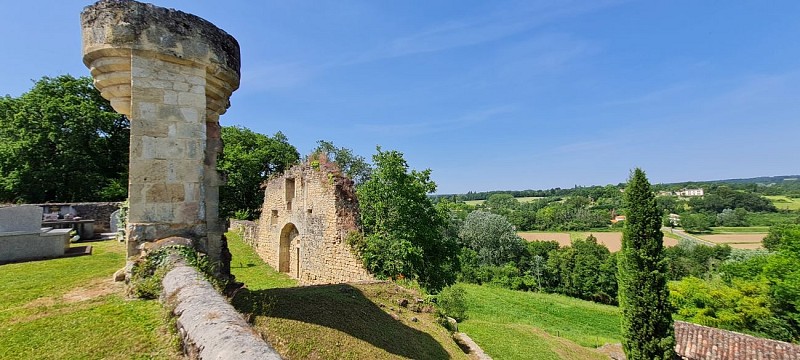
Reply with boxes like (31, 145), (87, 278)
(436, 284), (468, 322)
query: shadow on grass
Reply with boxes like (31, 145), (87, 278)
(233, 283), (450, 359)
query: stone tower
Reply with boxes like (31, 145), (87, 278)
(80, 0), (240, 272)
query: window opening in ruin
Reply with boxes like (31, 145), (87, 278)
(285, 178), (295, 211)
(307, 208), (312, 214)
(270, 210), (278, 226)
(279, 223), (298, 273)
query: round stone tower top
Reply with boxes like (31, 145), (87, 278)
(81, 0), (240, 116)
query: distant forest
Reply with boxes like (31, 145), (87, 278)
(436, 175), (800, 201)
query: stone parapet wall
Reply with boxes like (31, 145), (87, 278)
(253, 162), (373, 285)
(161, 261), (280, 359)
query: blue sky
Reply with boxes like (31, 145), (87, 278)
(1, 1), (798, 194)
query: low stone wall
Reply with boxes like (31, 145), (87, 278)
(229, 220), (258, 247)
(161, 262), (280, 359)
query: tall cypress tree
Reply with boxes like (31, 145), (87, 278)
(618, 168), (675, 359)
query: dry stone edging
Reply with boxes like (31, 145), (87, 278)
(161, 263), (280, 359)
(454, 332), (492, 360)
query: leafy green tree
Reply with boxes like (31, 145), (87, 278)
(218, 126), (299, 219)
(762, 225), (800, 341)
(483, 193), (518, 217)
(681, 212), (713, 233)
(458, 210), (526, 266)
(669, 276), (772, 334)
(763, 224), (800, 251)
(355, 147), (458, 292)
(618, 168), (675, 360)
(547, 235), (617, 304)
(0, 75), (129, 202)
(311, 140), (371, 185)
(716, 208), (749, 227)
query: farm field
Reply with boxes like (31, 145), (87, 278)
(465, 196), (543, 206)
(766, 195), (800, 211)
(518, 231), (679, 252)
(697, 234), (765, 249)
(711, 226), (770, 233)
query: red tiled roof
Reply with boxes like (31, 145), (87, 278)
(675, 321), (800, 360)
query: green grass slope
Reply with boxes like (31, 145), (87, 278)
(460, 284), (621, 360)
(227, 232), (469, 360)
(0, 240), (181, 360)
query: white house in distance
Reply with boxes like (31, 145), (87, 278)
(676, 188), (704, 197)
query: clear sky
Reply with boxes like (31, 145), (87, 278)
(1, 1), (798, 194)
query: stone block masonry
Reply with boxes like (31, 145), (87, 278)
(161, 257), (280, 359)
(252, 160), (374, 285)
(81, 0), (239, 273)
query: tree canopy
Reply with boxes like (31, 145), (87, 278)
(354, 147), (458, 292)
(311, 140), (371, 185)
(0, 75), (129, 203)
(458, 210), (525, 267)
(218, 126), (299, 220)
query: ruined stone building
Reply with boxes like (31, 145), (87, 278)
(252, 161), (373, 284)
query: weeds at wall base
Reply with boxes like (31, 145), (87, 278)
(128, 244), (231, 299)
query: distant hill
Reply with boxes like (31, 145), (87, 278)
(687, 175), (799, 185)
(437, 175), (800, 201)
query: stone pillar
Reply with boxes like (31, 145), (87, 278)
(80, 0), (240, 273)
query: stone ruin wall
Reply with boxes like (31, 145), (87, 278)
(252, 162), (373, 285)
(81, 0), (239, 272)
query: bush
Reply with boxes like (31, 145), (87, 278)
(437, 284), (468, 322)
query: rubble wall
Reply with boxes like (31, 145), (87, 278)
(253, 163), (373, 285)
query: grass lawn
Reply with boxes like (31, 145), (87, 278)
(228, 232), (297, 290)
(766, 195), (800, 211)
(226, 232), (469, 360)
(459, 283), (620, 360)
(0, 240), (181, 360)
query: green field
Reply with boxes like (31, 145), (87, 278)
(0, 240), (181, 360)
(465, 196), (544, 206)
(460, 284), (620, 360)
(710, 226), (770, 234)
(767, 196), (800, 211)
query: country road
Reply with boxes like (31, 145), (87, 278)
(662, 227), (715, 246)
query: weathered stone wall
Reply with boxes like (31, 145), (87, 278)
(229, 219), (258, 247)
(253, 162), (373, 285)
(161, 259), (280, 359)
(81, 0), (239, 272)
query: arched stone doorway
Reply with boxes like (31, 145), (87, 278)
(279, 223), (298, 274)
